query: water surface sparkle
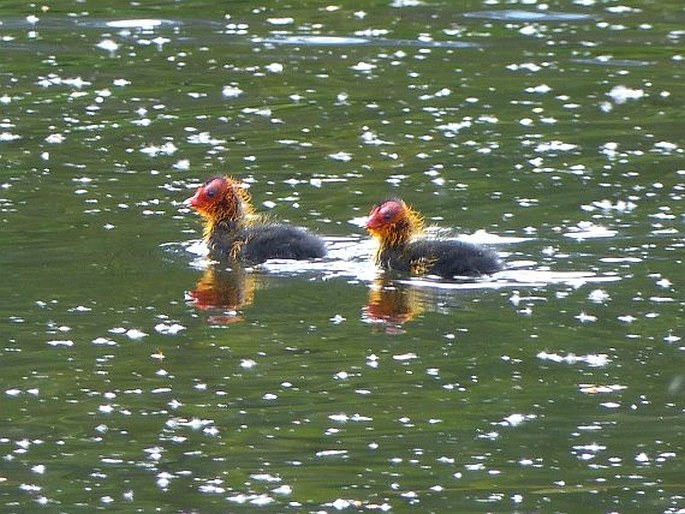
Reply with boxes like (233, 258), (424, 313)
(1, 1), (684, 512)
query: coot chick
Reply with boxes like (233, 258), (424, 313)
(185, 176), (326, 264)
(365, 197), (501, 277)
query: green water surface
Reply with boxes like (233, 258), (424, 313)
(1, 1), (684, 512)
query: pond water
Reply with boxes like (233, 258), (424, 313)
(1, 0), (684, 511)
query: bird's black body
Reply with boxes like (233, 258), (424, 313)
(377, 238), (502, 277)
(186, 176), (326, 265)
(208, 222), (326, 264)
(366, 197), (502, 278)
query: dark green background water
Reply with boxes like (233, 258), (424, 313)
(1, 1), (683, 512)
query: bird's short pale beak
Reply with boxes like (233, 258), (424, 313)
(184, 190), (200, 207)
(365, 211), (382, 230)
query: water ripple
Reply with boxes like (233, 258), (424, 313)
(257, 35), (480, 49)
(464, 10), (595, 22)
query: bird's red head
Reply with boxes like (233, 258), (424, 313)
(365, 198), (406, 230)
(184, 176), (253, 224)
(186, 176), (229, 210)
(365, 197), (423, 245)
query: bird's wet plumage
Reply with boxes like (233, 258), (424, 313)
(186, 176), (326, 264)
(366, 197), (501, 277)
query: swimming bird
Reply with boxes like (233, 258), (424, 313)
(365, 197), (501, 277)
(185, 176), (326, 264)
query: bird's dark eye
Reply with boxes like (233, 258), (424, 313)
(205, 187), (217, 198)
(379, 205), (395, 221)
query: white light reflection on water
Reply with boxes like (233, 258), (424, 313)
(170, 229), (621, 291)
(106, 19), (166, 30)
(3, 4), (683, 511)
(257, 35), (480, 49)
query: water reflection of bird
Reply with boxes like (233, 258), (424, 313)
(365, 197), (502, 277)
(187, 265), (257, 324)
(185, 176), (326, 264)
(363, 278), (423, 334)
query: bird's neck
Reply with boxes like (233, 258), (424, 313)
(381, 221), (413, 247)
(372, 221), (414, 266)
(204, 217), (242, 241)
(377, 209), (424, 247)
(203, 191), (257, 241)
(372, 209), (424, 264)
